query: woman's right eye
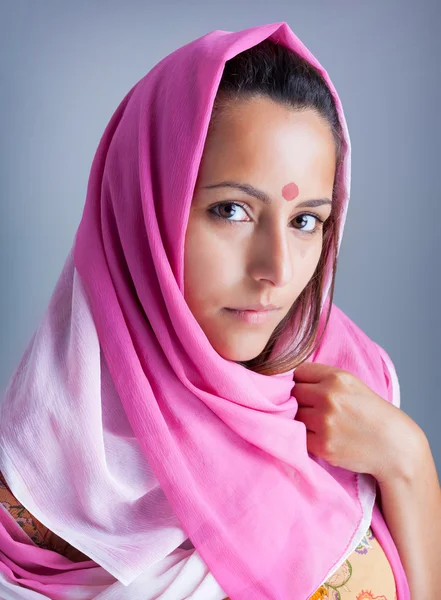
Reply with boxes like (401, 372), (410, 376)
(208, 202), (250, 223)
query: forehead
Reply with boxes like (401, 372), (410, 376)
(197, 96), (336, 194)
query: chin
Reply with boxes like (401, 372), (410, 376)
(212, 337), (267, 363)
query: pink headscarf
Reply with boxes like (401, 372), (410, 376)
(0, 21), (409, 599)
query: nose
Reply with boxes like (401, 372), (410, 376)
(248, 222), (293, 287)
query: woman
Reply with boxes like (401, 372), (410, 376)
(0, 21), (439, 600)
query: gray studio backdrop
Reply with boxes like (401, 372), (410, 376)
(1, 1), (440, 474)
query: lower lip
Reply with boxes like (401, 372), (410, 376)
(224, 308), (278, 324)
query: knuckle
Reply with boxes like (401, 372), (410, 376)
(332, 370), (351, 387)
(322, 412), (335, 430)
(321, 439), (335, 462)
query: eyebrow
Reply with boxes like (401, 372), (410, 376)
(202, 181), (332, 209)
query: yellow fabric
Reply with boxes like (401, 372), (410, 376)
(224, 525), (397, 599)
(305, 525), (397, 599)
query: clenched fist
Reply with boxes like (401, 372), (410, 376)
(292, 362), (423, 484)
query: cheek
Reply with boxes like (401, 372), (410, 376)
(295, 240), (322, 283)
(184, 224), (235, 311)
(296, 237), (319, 261)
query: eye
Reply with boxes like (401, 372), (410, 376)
(208, 202), (249, 222)
(291, 213), (325, 235)
(208, 201), (325, 236)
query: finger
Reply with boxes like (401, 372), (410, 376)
(305, 430), (321, 458)
(291, 382), (317, 407)
(293, 361), (338, 384)
(295, 407), (318, 433)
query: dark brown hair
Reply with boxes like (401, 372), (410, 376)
(208, 39), (345, 375)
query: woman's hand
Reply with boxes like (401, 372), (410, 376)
(292, 362), (425, 484)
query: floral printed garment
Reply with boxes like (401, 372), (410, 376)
(0, 471), (90, 563)
(222, 520), (398, 599)
(305, 526), (397, 600)
(0, 472), (397, 598)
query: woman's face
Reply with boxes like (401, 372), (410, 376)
(184, 95), (336, 362)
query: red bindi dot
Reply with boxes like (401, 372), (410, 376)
(282, 182), (299, 201)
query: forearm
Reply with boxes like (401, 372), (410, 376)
(378, 431), (441, 598)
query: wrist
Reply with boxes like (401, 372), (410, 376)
(375, 413), (428, 485)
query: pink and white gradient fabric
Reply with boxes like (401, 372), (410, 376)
(0, 21), (410, 600)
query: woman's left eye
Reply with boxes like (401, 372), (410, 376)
(291, 213), (325, 235)
(208, 202), (325, 235)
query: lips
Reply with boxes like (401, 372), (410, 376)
(226, 304), (279, 312)
(224, 307), (279, 325)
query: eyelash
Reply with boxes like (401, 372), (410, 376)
(208, 201), (325, 236)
